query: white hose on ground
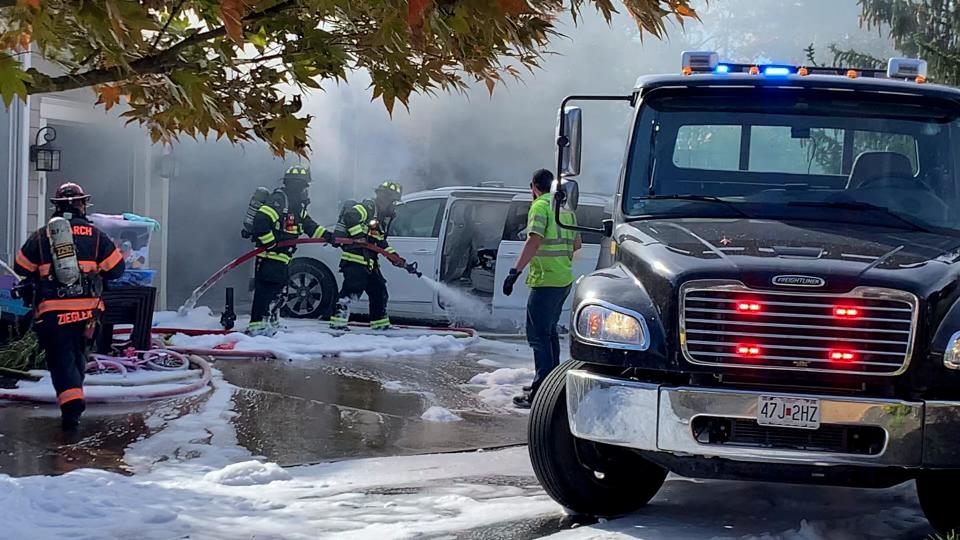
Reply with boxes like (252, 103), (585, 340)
(0, 355), (213, 403)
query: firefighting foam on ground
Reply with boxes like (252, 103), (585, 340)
(3, 0), (960, 538)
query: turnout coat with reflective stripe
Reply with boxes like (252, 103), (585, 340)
(251, 189), (327, 264)
(336, 199), (395, 268)
(14, 215), (125, 316)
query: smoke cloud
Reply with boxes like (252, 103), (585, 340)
(46, 0), (897, 308)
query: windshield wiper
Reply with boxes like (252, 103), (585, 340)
(786, 200), (932, 233)
(627, 194), (751, 221)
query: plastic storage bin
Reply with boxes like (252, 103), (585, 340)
(88, 214), (155, 270)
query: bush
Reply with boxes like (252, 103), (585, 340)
(0, 332), (44, 373)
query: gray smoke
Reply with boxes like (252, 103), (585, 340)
(50, 0), (895, 309)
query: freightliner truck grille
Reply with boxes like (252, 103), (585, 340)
(680, 280), (918, 376)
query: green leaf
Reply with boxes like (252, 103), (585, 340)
(0, 54), (32, 108)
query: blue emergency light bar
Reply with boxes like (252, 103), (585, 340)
(681, 50), (896, 79)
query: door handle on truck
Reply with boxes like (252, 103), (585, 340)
(413, 249), (433, 254)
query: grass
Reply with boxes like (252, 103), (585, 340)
(0, 331), (44, 373)
(930, 532), (960, 540)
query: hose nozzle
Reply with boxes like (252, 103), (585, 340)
(405, 261), (422, 278)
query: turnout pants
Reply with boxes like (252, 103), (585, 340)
(250, 257), (288, 324)
(526, 285), (571, 397)
(332, 263), (390, 329)
(36, 314), (90, 418)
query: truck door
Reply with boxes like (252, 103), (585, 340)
(379, 196), (447, 316)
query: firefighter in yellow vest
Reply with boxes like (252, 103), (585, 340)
(248, 166), (334, 336)
(330, 181), (406, 331)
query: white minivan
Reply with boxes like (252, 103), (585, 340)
(284, 186), (609, 329)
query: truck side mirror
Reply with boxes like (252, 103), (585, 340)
(557, 106), (582, 178)
(552, 178), (580, 214)
(602, 219), (613, 237)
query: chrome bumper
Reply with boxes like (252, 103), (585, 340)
(566, 370), (960, 467)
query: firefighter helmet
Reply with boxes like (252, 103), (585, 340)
(283, 166), (311, 185)
(375, 181), (402, 202)
(50, 182), (92, 205)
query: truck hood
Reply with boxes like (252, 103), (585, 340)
(617, 218), (960, 296)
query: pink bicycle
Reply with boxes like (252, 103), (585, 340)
(87, 347), (190, 376)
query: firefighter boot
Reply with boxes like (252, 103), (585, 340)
(246, 321), (277, 338)
(61, 399), (85, 431)
(329, 299), (351, 330)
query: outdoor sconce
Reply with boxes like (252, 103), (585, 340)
(30, 126), (61, 172)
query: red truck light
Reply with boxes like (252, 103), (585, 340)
(736, 344), (761, 357)
(829, 350), (856, 361)
(833, 306), (860, 318)
(736, 301), (762, 313)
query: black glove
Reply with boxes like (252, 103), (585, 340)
(392, 256), (407, 268)
(322, 230), (341, 248)
(502, 268), (520, 296)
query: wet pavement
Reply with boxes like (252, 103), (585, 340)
(0, 338), (531, 476)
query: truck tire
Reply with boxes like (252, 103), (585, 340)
(282, 258), (337, 319)
(529, 360), (667, 518)
(918, 471), (960, 534)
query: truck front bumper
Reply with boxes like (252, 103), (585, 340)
(565, 369), (960, 468)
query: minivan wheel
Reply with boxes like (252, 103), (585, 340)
(918, 471), (960, 534)
(528, 360), (667, 518)
(282, 258), (337, 319)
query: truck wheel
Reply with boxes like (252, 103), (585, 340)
(918, 471), (960, 534)
(282, 259), (337, 319)
(529, 360), (667, 518)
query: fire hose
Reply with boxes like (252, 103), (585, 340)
(177, 237), (422, 316)
(0, 354), (212, 403)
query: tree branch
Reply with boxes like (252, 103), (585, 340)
(25, 0), (297, 95)
(150, 0), (187, 52)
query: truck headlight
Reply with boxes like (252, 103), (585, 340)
(575, 302), (649, 350)
(945, 331), (960, 370)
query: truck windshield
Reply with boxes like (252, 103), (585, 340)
(622, 88), (960, 233)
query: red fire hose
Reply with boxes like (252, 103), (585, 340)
(177, 237), (420, 315)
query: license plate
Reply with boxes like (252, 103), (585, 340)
(757, 395), (821, 430)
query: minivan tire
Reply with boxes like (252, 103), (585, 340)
(282, 258), (337, 319)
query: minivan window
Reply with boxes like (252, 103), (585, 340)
(389, 198), (445, 238)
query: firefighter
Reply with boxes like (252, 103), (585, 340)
(502, 169), (581, 409)
(248, 165), (335, 336)
(14, 182), (125, 430)
(329, 181), (406, 331)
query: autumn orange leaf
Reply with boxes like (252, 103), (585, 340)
(407, 0), (431, 30)
(17, 31), (32, 52)
(96, 85), (122, 111)
(498, 0), (530, 16)
(221, 0), (245, 44)
(675, 5), (696, 17)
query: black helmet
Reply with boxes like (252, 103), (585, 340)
(283, 166), (311, 187)
(375, 180), (402, 203)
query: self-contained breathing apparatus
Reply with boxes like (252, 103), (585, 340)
(43, 216), (103, 299)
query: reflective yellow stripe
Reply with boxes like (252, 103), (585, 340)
(341, 252), (367, 265)
(385, 247), (398, 254)
(353, 204), (368, 221)
(258, 205), (280, 221)
(257, 251), (291, 263)
(370, 317), (391, 329)
(311, 226), (327, 239)
(347, 224), (364, 236)
(258, 231), (276, 244)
